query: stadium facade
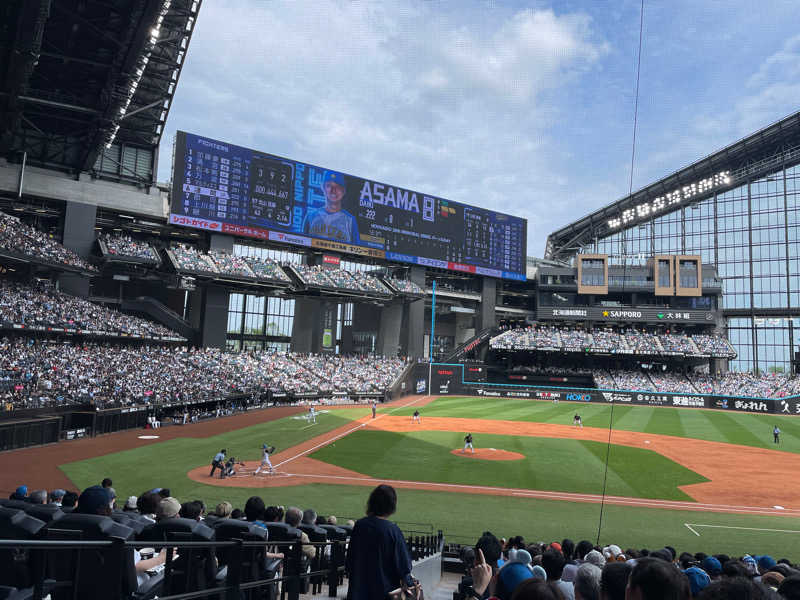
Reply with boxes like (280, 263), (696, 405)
(546, 111), (800, 375)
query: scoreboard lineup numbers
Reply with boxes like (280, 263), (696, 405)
(172, 131), (527, 280)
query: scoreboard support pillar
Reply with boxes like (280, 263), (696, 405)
(377, 304), (403, 357)
(477, 278), (497, 331)
(58, 200), (96, 297)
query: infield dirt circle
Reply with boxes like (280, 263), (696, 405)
(449, 448), (524, 460)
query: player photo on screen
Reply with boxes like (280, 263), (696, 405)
(302, 171), (359, 244)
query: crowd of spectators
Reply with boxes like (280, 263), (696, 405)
(0, 340), (407, 411)
(600, 369), (653, 392)
(99, 233), (160, 262)
(170, 244), (220, 273)
(350, 271), (391, 295)
(0, 278), (181, 339)
(0, 211), (96, 271)
(293, 264), (334, 287)
(688, 371), (788, 398)
(293, 265), (391, 296)
(6, 481), (799, 600)
(490, 326), (735, 359)
(206, 250), (256, 278)
(388, 278), (425, 295)
(647, 371), (697, 394)
(241, 255), (291, 282)
(460, 530), (799, 600)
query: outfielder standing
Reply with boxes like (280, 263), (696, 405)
(462, 433), (474, 454)
(309, 405), (317, 424)
(254, 444), (275, 475)
(412, 409), (421, 424)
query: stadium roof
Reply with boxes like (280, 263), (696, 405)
(545, 110), (800, 262)
(0, 0), (200, 183)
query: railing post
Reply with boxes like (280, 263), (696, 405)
(286, 538), (303, 600)
(327, 540), (339, 598)
(225, 538), (243, 600)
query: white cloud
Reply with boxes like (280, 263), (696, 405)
(161, 1), (608, 253)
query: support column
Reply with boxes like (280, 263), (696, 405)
(377, 304), (402, 357)
(291, 298), (317, 353)
(200, 285), (229, 349)
(402, 266), (426, 358)
(59, 201), (96, 296)
(477, 278), (497, 331)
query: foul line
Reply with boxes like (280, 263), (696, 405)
(685, 523), (800, 536)
(273, 395), (432, 469)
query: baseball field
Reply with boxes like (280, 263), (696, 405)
(8, 395), (800, 558)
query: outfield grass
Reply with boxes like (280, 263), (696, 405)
(389, 396), (800, 452)
(310, 430), (707, 500)
(59, 398), (800, 560)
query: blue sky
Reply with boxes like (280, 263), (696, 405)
(158, 1), (800, 256)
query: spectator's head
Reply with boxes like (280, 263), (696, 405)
(698, 577), (774, 600)
(584, 550), (606, 569)
(626, 557), (690, 600)
(123, 496), (138, 511)
(700, 557), (722, 579)
(76, 486), (113, 516)
(61, 491), (78, 508)
(601, 561), (632, 600)
(231, 508), (243, 520)
(683, 567), (711, 597)
(366, 484), (397, 518)
(327, 515), (337, 525)
(575, 563), (602, 600)
(158, 488), (170, 499)
(49, 489), (66, 504)
(264, 505), (281, 522)
(679, 553), (696, 570)
(346, 519), (355, 527)
(722, 561), (749, 578)
(180, 501), (203, 521)
(778, 576), (800, 600)
(562, 539), (576, 561)
(756, 556), (776, 574)
(760, 572), (784, 591)
(101, 478), (112, 489)
(576, 540), (595, 561)
(156, 497), (181, 521)
(476, 531), (503, 569)
(244, 496), (266, 522)
(12, 485), (27, 500)
(139, 492), (160, 516)
(496, 562), (534, 600)
(542, 548), (567, 581)
(29, 490), (47, 505)
(302, 508), (317, 524)
(603, 545), (624, 562)
(284, 506), (302, 527)
(215, 501), (232, 518)
(511, 579), (565, 600)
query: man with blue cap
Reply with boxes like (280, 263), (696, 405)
(303, 170), (359, 243)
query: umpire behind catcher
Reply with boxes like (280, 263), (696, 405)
(210, 448), (226, 477)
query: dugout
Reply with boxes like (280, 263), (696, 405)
(0, 416), (61, 451)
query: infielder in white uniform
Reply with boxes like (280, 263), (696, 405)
(254, 444), (275, 475)
(309, 405), (316, 424)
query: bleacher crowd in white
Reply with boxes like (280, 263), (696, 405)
(491, 325), (736, 358)
(99, 233), (160, 262)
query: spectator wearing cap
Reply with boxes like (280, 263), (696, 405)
(123, 496), (138, 512)
(494, 561), (533, 600)
(542, 548), (575, 600)
(49, 489), (66, 506)
(584, 550), (606, 569)
(626, 557), (690, 600)
(29, 490), (48, 504)
(156, 497), (181, 521)
(683, 567), (711, 597)
(700, 557), (722, 580)
(575, 563), (602, 600)
(76, 485), (113, 516)
(756, 555), (776, 574)
(603, 545), (624, 563)
(11, 485), (27, 500)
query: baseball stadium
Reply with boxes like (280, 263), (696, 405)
(1, 2), (800, 600)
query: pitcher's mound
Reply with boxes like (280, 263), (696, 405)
(450, 448), (524, 461)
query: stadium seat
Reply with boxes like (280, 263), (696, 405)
(0, 507), (46, 590)
(43, 513), (138, 600)
(214, 520), (280, 600)
(265, 523), (305, 597)
(110, 511), (148, 535)
(298, 524), (328, 594)
(317, 524), (347, 586)
(138, 517), (219, 596)
(23, 505), (64, 525)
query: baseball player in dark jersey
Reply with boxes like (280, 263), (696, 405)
(463, 433), (474, 453)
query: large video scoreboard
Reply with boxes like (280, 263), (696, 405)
(170, 131), (527, 280)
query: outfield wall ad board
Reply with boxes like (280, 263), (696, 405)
(414, 363), (800, 415)
(170, 131), (527, 280)
(538, 306), (717, 324)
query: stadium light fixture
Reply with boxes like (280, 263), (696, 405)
(607, 170), (731, 230)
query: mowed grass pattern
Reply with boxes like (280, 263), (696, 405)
(388, 396), (800, 452)
(310, 430), (708, 500)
